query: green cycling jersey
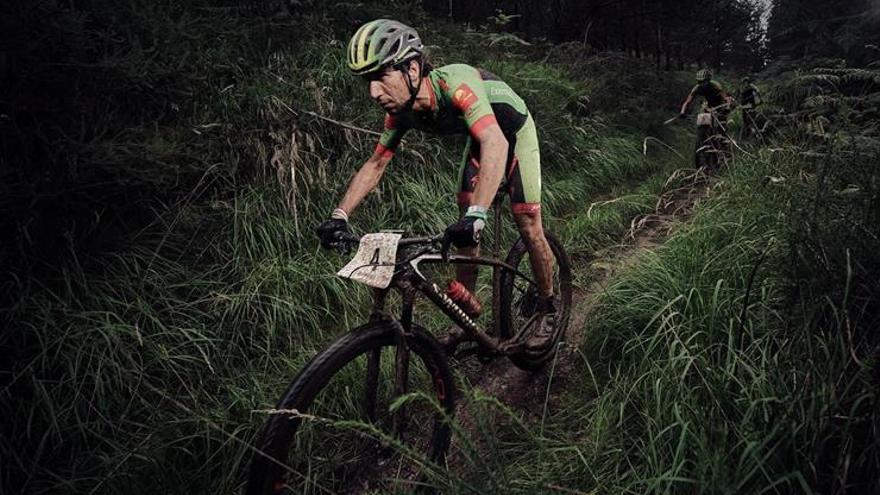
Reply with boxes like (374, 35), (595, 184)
(377, 64), (528, 150)
(375, 64), (542, 211)
(688, 80), (729, 109)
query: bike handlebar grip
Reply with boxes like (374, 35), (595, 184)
(331, 231), (444, 250)
(335, 232), (361, 243)
(329, 231), (359, 255)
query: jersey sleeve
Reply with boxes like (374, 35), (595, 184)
(375, 114), (408, 158)
(441, 66), (498, 139)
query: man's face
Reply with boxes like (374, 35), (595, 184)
(365, 62), (416, 114)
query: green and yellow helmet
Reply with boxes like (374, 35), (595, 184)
(696, 69), (712, 82)
(347, 19), (424, 76)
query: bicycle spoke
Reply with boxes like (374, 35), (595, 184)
(499, 232), (572, 370)
(247, 324), (454, 495)
(511, 313), (540, 342)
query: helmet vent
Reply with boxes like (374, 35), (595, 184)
(389, 39), (402, 61)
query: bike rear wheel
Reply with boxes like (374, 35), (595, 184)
(498, 231), (573, 371)
(245, 322), (455, 495)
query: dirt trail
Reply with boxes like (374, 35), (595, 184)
(448, 167), (717, 463)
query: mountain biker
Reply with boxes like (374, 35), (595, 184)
(315, 19), (558, 347)
(678, 69), (735, 124)
(739, 76), (760, 107)
(678, 69), (735, 166)
(738, 76), (761, 139)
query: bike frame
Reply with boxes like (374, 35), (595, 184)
(357, 195), (539, 431)
(367, 196), (536, 357)
(695, 103), (733, 166)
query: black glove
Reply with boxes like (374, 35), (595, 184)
(315, 219), (350, 250)
(443, 215), (485, 249)
(678, 112), (687, 119)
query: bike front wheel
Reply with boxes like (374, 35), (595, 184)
(695, 124), (717, 169)
(245, 322), (455, 495)
(499, 231), (573, 371)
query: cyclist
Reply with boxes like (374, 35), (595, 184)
(315, 19), (557, 346)
(679, 69), (735, 166)
(678, 68), (735, 123)
(738, 76), (761, 139)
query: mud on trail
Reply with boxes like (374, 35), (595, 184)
(447, 167), (718, 468)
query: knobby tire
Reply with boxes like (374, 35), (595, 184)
(499, 231), (573, 371)
(245, 322), (455, 495)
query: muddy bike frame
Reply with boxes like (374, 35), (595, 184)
(739, 104), (769, 142)
(697, 103), (732, 136)
(337, 193), (539, 428)
(349, 194), (539, 351)
(694, 103), (734, 166)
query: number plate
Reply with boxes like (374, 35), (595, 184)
(696, 112), (713, 126)
(337, 233), (402, 288)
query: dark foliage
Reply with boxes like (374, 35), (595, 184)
(768, 0), (880, 67)
(776, 64), (880, 494)
(422, 0), (765, 70)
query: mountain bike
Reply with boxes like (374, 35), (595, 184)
(245, 193), (572, 494)
(739, 103), (774, 143)
(694, 103), (732, 170)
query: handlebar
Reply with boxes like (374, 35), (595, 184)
(706, 102), (734, 112)
(666, 101), (737, 125)
(332, 231), (445, 247)
(330, 231), (447, 257)
(331, 231), (453, 268)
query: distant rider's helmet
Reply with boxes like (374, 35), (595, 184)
(347, 19), (424, 77)
(696, 69), (712, 82)
(742, 76), (753, 85)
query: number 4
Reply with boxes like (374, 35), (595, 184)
(369, 248), (381, 271)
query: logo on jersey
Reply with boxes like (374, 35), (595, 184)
(451, 84), (479, 113)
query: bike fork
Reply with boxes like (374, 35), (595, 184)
(363, 286), (415, 441)
(364, 288), (388, 423)
(391, 288), (415, 437)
